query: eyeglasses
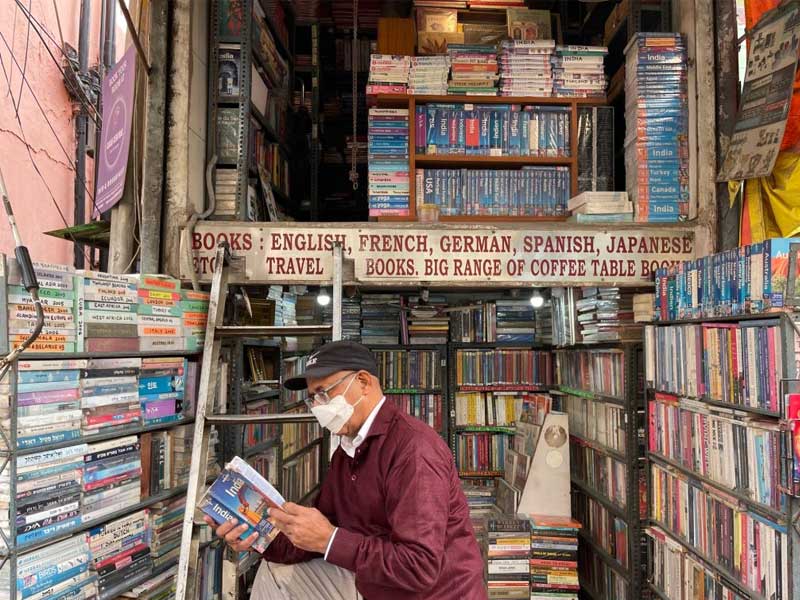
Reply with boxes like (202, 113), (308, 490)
(305, 372), (357, 408)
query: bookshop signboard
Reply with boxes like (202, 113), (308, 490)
(183, 222), (694, 287)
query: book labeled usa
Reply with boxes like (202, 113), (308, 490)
(199, 456), (286, 552)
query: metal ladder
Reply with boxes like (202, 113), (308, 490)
(174, 242), (343, 600)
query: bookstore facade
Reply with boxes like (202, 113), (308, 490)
(7, 1), (800, 600)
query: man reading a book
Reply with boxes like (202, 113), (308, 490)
(206, 340), (487, 599)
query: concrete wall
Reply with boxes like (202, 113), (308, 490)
(0, 1), (127, 267)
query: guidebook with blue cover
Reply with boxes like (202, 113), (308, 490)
(198, 456), (286, 552)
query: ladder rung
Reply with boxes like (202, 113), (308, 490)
(205, 414), (318, 425)
(215, 325), (332, 337)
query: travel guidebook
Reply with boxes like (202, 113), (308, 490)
(198, 456), (285, 552)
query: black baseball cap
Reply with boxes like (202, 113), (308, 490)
(283, 340), (380, 391)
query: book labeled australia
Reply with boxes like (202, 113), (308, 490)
(198, 456), (285, 552)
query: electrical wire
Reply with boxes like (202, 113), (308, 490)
(13, 0), (100, 124)
(15, 0), (32, 121)
(51, 0), (65, 50)
(0, 34), (94, 267)
(0, 28), (100, 214)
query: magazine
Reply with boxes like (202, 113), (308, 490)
(198, 456), (285, 552)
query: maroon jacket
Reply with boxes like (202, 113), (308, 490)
(262, 401), (487, 599)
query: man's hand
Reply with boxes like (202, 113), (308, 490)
(268, 502), (336, 554)
(203, 516), (259, 553)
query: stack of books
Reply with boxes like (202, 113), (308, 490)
(368, 107), (410, 217)
(213, 169), (238, 218)
(366, 54), (410, 95)
(486, 517), (531, 599)
(81, 357), (141, 436)
(567, 191), (632, 223)
(408, 55), (450, 95)
(447, 44), (498, 95)
(11, 444), (87, 545)
(7, 260), (77, 353)
(576, 287), (641, 343)
(181, 289), (210, 351)
(11, 536), (97, 600)
(268, 285), (284, 325)
(82, 436), (142, 522)
(78, 272), (139, 353)
(135, 275), (183, 353)
(88, 510), (152, 598)
(624, 33), (689, 222)
(470, 0), (525, 7)
(534, 303), (553, 345)
(406, 295), (449, 344)
(139, 357), (186, 427)
(13, 358), (84, 449)
(552, 46), (607, 98)
(149, 497), (185, 569)
(577, 106), (614, 193)
(633, 293), (655, 322)
(361, 294), (402, 344)
(495, 299), (536, 343)
(528, 515), (580, 599)
(168, 424), (195, 487)
(322, 296), (362, 342)
(498, 40), (555, 97)
(120, 567), (177, 600)
(461, 481), (497, 540)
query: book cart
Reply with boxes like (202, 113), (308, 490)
(555, 341), (646, 600)
(644, 311), (800, 600)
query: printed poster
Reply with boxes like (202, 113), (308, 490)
(95, 45), (137, 214)
(718, 2), (800, 181)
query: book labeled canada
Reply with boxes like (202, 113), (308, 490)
(199, 456), (285, 552)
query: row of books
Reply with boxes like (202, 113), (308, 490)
(578, 542), (628, 600)
(644, 321), (783, 412)
(572, 492), (629, 570)
(455, 349), (554, 388)
(361, 293), (402, 344)
(282, 442), (321, 502)
(368, 108), (410, 217)
(455, 391), (520, 427)
(6, 261), (209, 354)
(372, 349), (442, 389)
(564, 393), (626, 456)
(651, 462), (788, 599)
(415, 103), (572, 157)
(624, 33), (689, 222)
(281, 404), (322, 458)
(648, 393), (785, 513)
(2, 356), (196, 450)
(647, 526), (748, 600)
(450, 300), (540, 344)
(556, 348), (625, 399)
(455, 431), (508, 475)
(653, 238), (800, 320)
(415, 166), (571, 217)
(386, 393), (444, 432)
(570, 437), (627, 511)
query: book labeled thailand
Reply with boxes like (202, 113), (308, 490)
(199, 456), (286, 552)
(551, 46), (607, 99)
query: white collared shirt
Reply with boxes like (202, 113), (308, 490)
(324, 396), (386, 559)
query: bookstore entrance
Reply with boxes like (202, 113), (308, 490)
(181, 220), (698, 598)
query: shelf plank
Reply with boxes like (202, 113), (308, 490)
(569, 434), (626, 463)
(438, 215), (569, 223)
(282, 438), (322, 463)
(577, 530), (631, 582)
(647, 452), (786, 524)
(648, 311), (790, 326)
(375, 94), (607, 106)
(559, 385), (626, 407)
(647, 388), (782, 419)
(570, 476), (628, 522)
(414, 155), (573, 167)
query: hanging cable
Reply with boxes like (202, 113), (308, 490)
(348, 0), (359, 190)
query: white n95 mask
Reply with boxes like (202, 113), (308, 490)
(310, 375), (363, 434)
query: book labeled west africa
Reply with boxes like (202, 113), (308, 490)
(199, 456), (286, 552)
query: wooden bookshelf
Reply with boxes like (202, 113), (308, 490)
(373, 94), (606, 223)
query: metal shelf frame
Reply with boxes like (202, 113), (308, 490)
(559, 342), (646, 600)
(644, 312), (800, 600)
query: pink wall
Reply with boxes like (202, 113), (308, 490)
(0, 1), (105, 267)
